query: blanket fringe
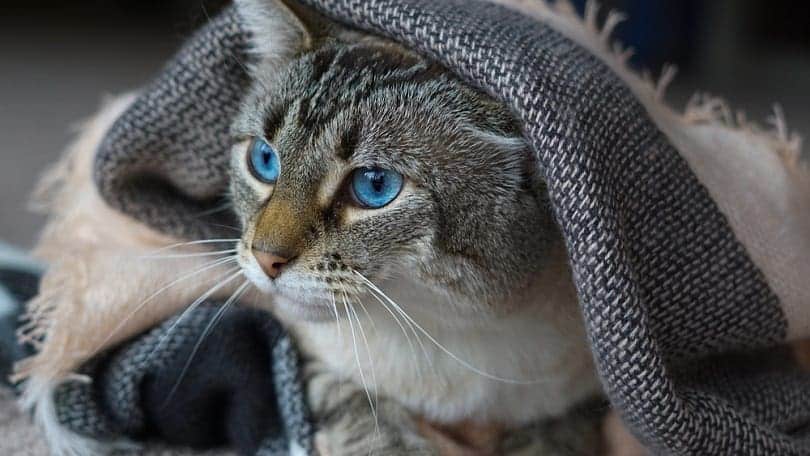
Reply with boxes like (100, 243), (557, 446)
(684, 95), (804, 166)
(497, 0), (805, 166)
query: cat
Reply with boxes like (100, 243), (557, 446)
(229, 0), (601, 452)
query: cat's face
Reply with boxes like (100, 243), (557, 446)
(230, 0), (559, 323)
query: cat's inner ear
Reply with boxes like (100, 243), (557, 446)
(236, 0), (332, 64)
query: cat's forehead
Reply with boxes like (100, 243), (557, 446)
(257, 43), (457, 161)
(264, 43), (446, 132)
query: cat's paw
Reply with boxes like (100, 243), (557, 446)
(305, 362), (436, 455)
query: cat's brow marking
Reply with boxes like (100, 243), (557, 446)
(263, 104), (289, 140)
(336, 118), (361, 161)
(316, 165), (348, 208)
(294, 45), (441, 135)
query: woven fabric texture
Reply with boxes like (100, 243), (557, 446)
(94, 7), (248, 241)
(54, 304), (313, 455)
(89, 1), (808, 454)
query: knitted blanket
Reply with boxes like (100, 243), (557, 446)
(16, 1), (810, 455)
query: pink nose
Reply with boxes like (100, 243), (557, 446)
(253, 251), (290, 279)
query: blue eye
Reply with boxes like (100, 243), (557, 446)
(247, 137), (280, 183)
(350, 167), (404, 209)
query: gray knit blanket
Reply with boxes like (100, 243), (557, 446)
(88, 1), (810, 454)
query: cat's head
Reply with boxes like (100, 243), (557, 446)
(230, 0), (560, 323)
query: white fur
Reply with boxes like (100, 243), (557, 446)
(288, 247), (600, 426)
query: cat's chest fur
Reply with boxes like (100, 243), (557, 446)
(290, 261), (601, 426)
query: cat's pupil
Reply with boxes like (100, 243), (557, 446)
(370, 172), (385, 193)
(262, 152), (272, 165)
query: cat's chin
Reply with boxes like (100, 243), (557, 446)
(238, 258), (337, 322)
(266, 292), (338, 323)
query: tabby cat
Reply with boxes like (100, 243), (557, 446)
(230, 0), (600, 452)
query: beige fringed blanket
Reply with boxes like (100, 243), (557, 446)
(13, 0), (810, 455)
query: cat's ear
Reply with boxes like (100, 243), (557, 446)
(235, 0), (333, 63)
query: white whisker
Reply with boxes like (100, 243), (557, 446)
(347, 296), (381, 442)
(161, 280), (252, 405)
(144, 238), (240, 255)
(354, 273), (431, 369)
(354, 271), (547, 385)
(204, 222), (242, 233)
(352, 295), (377, 334)
(145, 267), (244, 363)
(340, 287), (379, 445)
(383, 296), (434, 374)
(92, 255), (238, 355)
(192, 202), (233, 218)
(359, 283), (423, 379)
(140, 249), (237, 260)
(329, 291), (343, 345)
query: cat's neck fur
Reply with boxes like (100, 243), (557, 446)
(288, 244), (600, 426)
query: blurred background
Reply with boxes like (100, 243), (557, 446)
(0, 0), (808, 247)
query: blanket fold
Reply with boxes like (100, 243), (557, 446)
(93, 7), (249, 241)
(54, 303), (313, 455)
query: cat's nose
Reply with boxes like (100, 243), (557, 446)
(253, 250), (291, 279)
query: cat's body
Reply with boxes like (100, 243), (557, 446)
(229, 0), (601, 448)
